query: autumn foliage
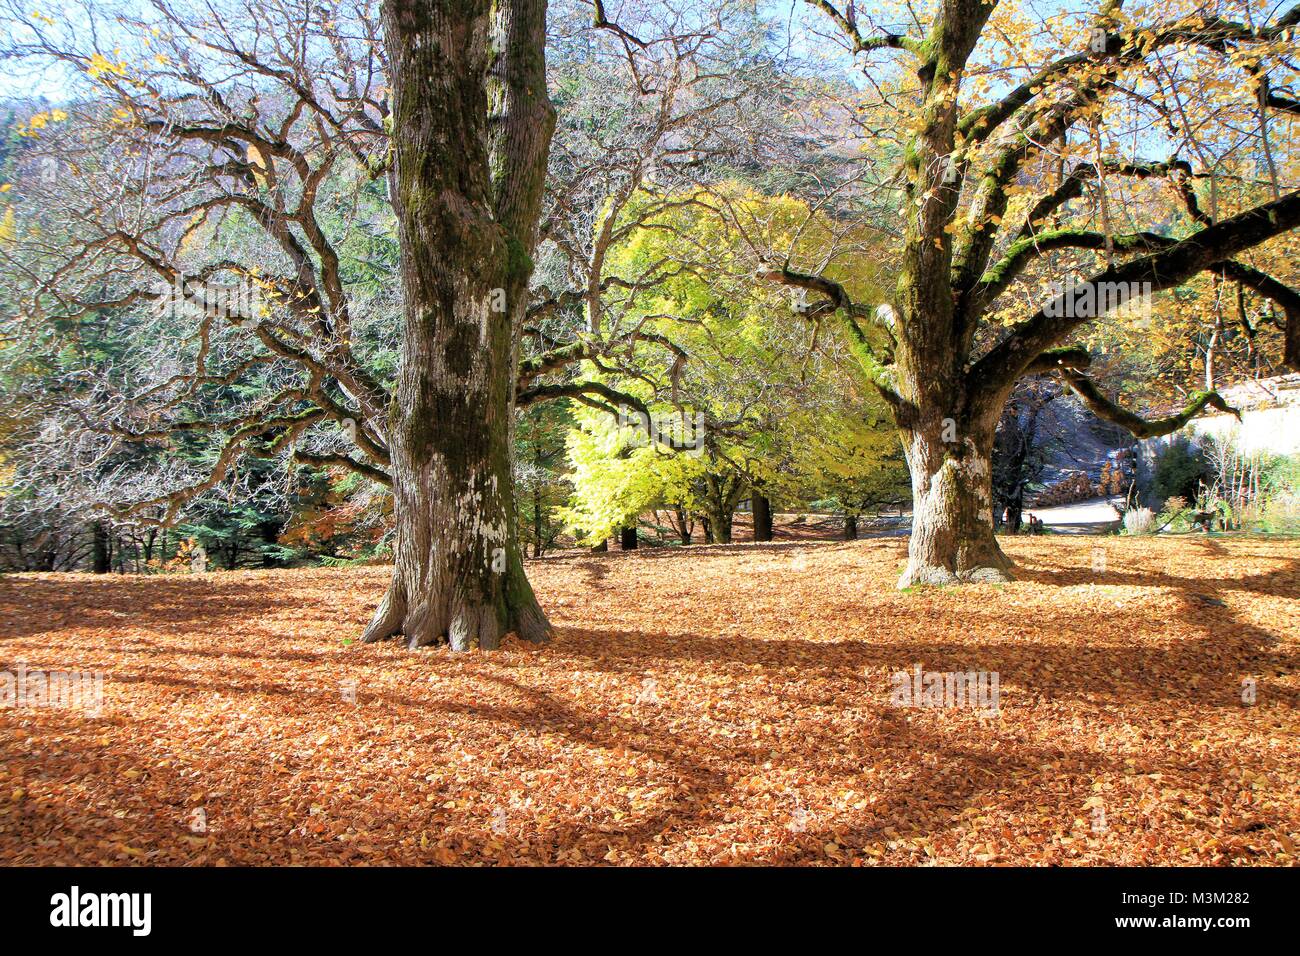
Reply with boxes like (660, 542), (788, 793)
(1, 536), (1296, 865)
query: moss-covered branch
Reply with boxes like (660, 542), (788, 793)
(1060, 369), (1240, 440)
(1023, 345), (1092, 376)
(970, 187), (1300, 398)
(292, 451), (392, 486)
(973, 229), (1174, 310)
(755, 263), (897, 391)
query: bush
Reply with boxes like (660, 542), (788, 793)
(1156, 496), (1192, 532)
(1262, 453), (1300, 498)
(1123, 507), (1156, 535)
(1255, 453), (1300, 532)
(1256, 491), (1300, 532)
(1149, 438), (1207, 506)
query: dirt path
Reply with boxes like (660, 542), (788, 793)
(1025, 497), (1124, 534)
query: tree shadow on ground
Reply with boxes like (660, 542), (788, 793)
(0, 574), (325, 641)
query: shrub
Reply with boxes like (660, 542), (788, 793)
(1156, 496), (1192, 532)
(1149, 438), (1207, 506)
(1257, 491), (1300, 532)
(1261, 452), (1300, 498)
(1255, 453), (1300, 532)
(1123, 507), (1156, 535)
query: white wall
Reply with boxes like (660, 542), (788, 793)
(1182, 405), (1300, 455)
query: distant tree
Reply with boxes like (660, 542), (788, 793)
(991, 379), (1063, 532)
(1150, 436), (1209, 507)
(558, 401), (705, 545)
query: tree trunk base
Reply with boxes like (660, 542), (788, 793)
(898, 429), (1013, 589)
(897, 540), (1014, 588)
(361, 567), (552, 651)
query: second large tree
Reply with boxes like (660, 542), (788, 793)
(767, 0), (1300, 588)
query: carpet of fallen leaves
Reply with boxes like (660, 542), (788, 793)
(2, 535), (1297, 866)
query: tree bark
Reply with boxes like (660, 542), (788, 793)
(1006, 494), (1023, 534)
(620, 525), (638, 551)
(843, 513), (858, 540)
(673, 504), (692, 545)
(91, 522), (110, 574)
(699, 469), (741, 544)
(707, 510), (733, 544)
(898, 418), (1012, 587)
(363, 0), (554, 650)
(752, 494), (773, 542)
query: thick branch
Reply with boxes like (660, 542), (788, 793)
(1060, 370), (1240, 440)
(972, 188), (1300, 395)
(515, 380), (652, 417)
(291, 450), (392, 486)
(1023, 345), (1092, 375)
(974, 228), (1174, 309)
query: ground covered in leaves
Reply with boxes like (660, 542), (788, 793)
(2, 536), (1297, 865)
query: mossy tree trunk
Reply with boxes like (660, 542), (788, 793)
(897, 411), (1011, 586)
(363, 0), (555, 650)
(888, 1), (1009, 588)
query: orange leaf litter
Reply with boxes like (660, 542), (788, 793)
(1, 536), (1296, 865)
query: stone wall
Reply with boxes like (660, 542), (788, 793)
(1137, 373), (1300, 487)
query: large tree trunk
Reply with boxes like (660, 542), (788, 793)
(898, 421), (1012, 587)
(752, 494), (773, 542)
(619, 525), (638, 551)
(707, 510), (733, 544)
(363, 0), (554, 651)
(91, 522), (110, 574)
(843, 513), (858, 540)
